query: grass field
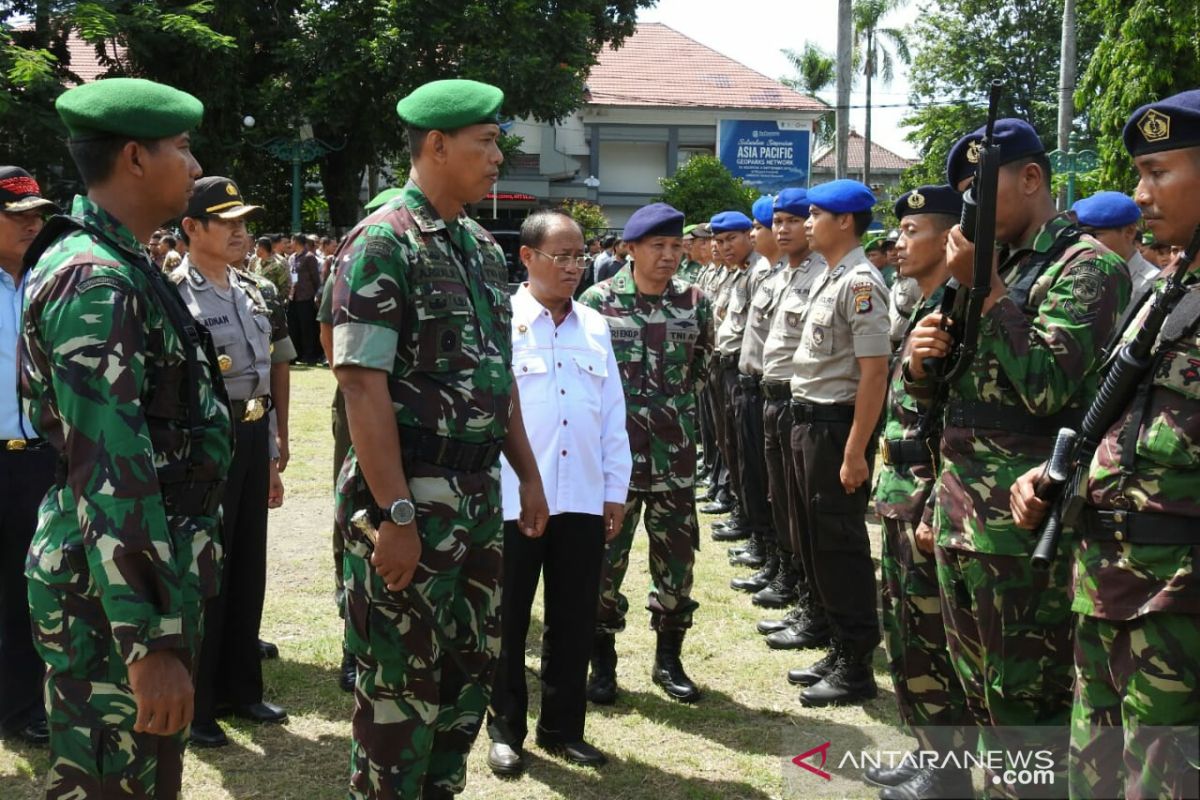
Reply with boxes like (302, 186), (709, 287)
(0, 366), (900, 799)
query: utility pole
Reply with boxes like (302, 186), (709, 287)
(836, 0), (852, 179)
(1056, 0), (1077, 207)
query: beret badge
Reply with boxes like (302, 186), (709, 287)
(1138, 109), (1171, 143)
(907, 191), (926, 210)
(966, 140), (982, 164)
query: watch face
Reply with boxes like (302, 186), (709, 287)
(390, 499), (416, 525)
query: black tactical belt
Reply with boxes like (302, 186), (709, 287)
(736, 373), (761, 390)
(761, 381), (791, 401)
(719, 353), (740, 369)
(162, 480), (226, 518)
(882, 438), (936, 466)
(944, 401), (1082, 437)
(1, 437), (47, 452)
(230, 396), (272, 424)
(1080, 507), (1200, 546)
(790, 401), (855, 423)
(400, 426), (504, 473)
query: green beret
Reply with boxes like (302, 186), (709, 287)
(396, 79), (504, 131)
(364, 187), (401, 210)
(56, 78), (203, 141)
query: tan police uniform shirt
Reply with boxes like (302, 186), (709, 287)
(790, 247), (891, 404)
(739, 257), (791, 376)
(760, 254), (826, 384)
(715, 252), (773, 356)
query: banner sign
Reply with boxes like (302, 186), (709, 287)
(717, 119), (811, 193)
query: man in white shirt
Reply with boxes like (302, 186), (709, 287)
(487, 210), (631, 776)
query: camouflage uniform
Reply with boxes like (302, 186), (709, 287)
(1068, 273), (1200, 799)
(579, 264), (713, 632)
(20, 196), (233, 798)
(317, 268), (351, 612)
(331, 181), (512, 799)
(873, 286), (968, 747)
(249, 252), (291, 304)
(905, 216), (1130, 768)
(675, 258), (705, 285)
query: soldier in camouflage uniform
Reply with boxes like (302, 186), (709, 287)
(20, 78), (233, 798)
(869, 186), (972, 800)
(331, 80), (548, 800)
(1012, 89), (1200, 800)
(675, 224), (707, 285)
(250, 236), (291, 303)
(580, 202), (714, 705)
(905, 120), (1131, 789)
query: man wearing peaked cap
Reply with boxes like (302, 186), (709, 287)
(866, 184), (973, 798)
(1072, 191), (1160, 324)
(786, 177), (891, 708)
(579, 201), (714, 707)
(1012, 87), (1200, 800)
(20, 78), (235, 796)
(170, 177), (295, 749)
(906, 111), (1131, 786)
(0, 166), (57, 753)
(331, 78), (549, 800)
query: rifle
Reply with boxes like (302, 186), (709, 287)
(1030, 225), (1200, 569)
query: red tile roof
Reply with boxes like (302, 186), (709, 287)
(587, 23), (824, 112)
(65, 31), (121, 85)
(812, 131), (915, 172)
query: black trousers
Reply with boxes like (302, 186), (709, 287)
(698, 385), (716, 475)
(0, 445), (56, 733)
(289, 297), (319, 362)
(717, 364), (744, 506)
(789, 417), (880, 657)
(762, 396), (800, 565)
(488, 513), (605, 747)
(195, 415), (270, 722)
(731, 379), (772, 534)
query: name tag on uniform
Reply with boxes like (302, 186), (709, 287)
(607, 316), (642, 341)
(666, 319), (699, 343)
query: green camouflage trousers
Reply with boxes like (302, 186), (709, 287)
(596, 487), (699, 634)
(338, 455), (503, 800)
(331, 387), (351, 614)
(880, 518), (967, 749)
(28, 579), (203, 800)
(1069, 612), (1200, 800)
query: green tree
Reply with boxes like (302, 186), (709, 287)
(1076, 0), (1200, 190)
(657, 155), (757, 224)
(781, 43), (835, 147)
(898, 0), (1103, 193)
(852, 0), (909, 187)
(559, 198), (608, 240)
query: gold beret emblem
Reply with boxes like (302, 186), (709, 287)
(907, 191), (926, 210)
(225, 183), (239, 196)
(966, 140), (982, 164)
(1138, 109), (1171, 143)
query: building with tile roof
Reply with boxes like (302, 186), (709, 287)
(810, 131), (916, 195)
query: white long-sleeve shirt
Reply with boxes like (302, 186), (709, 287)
(501, 285), (632, 521)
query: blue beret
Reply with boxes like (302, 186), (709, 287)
(1123, 89), (1200, 157)
(806, 179), (876, 214)
(1072, 191), (1140, 229)
(894, 184), (964, 221)
(774, 188), (809, 217)
(751, 196), (775, 226)
(710, 211), (753, 233)
(945, 119), (1045, 188)
(623, 202), (685, 242)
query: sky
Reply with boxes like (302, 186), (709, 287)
(638, 0), (920, 158)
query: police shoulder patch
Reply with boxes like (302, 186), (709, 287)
(854, 291), (873, 314)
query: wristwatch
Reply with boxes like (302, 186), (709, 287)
(383, 497), (417, 527)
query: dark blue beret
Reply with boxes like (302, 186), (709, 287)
(751, 196), (775, 226)
(807, 179), (876, 214)
(945, 118), (1045, 188)
(774, 188), (809, 217)
(623, 202), (685, 242)
(893, 184), (964, 221)
(1123, 89), (1200, 157)
(710, 211), (753, 233)
(1072, 191), (1140, 229)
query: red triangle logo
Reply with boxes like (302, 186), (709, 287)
(791, 741), (832, 781)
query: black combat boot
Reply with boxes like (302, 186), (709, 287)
(864, 753), (922, 787)
(756, 600), (806, 635)
(799, 647), (877, 707)
(651, 629), (701, 703)
(752, 560), (799, 607)
(731, 539), (778, 593)
(879, 766), (974, 800)
(729, 532), (766, 567)
(766, 597), (832, 650)
(787, 646), (838, 687)
(586, 632), (618, 705)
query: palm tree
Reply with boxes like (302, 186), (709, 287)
(781, 43), (836, 147)
(852, 0), (910, 187)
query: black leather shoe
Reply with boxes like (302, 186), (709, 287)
(487, 741), (525, 776)
(879, 767), (974, 799)
(800, 657), (877, 707)
(258, 639), (279, 660)
(699, 500), (731, 515)
(865, 755), (922, 787)
(7, 718), (49, 747)
(756, 603), (805, 635)
(752, 567), (799, 608)
(787, 649), (838, 686)
(766, 621), (832, 650)
(651, 630), (701, 703)
(711, 525), (750, 542)
(234, 701), (288, 724)
(730, 560), (776, 593)
(189, 721), (229, 748)
(340, 649), (357, 693)
(537, 737), (608, 767)
(586, 632), (618, 705)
